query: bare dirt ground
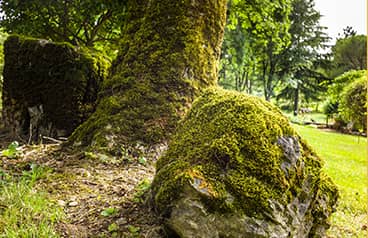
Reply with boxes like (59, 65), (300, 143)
(0, 125), (167, 237)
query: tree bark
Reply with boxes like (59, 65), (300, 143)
(69, 0), (227, 153)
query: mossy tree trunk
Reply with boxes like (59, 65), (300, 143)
(69, 0), (227, 153)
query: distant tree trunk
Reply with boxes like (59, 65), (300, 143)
(264, 73), (274, 101)
(262, 60), (271, 101)
(69, 0), (227, 153)
(293, 83), (299, 116)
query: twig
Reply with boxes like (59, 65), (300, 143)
(28, 123), (33, 144)
(42, 136), (63, 144)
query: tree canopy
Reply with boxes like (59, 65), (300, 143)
(0, 0), (126, 54)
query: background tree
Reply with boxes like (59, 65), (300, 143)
(219, 0), (292, 97)
(0, 0), (126, 55)
(276, 63), (328, 115)
(338, 26), (357, 38)
(219, 11), (257, 93)
(271, 0), (329, 110)
(331, 34), (367, 73)
(219, 0), (328, 105)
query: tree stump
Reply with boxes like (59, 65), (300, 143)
(2, 35), (109, 142)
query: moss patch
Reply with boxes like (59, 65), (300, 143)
(2, 35), (109, 140)
(152, 87), (338, 220)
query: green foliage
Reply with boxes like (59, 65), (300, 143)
(138, 156), (147, 165)
(100, 207), (118, 217)
(323, 70), (366, 129)
(21, 163), (51, 186)
(0, 0), (126, 55)
(339, 77), (367, 130)
(108, 223), (118, 233)
(0, 30), (8, 92)
(0, 165), (63, 237)
(322, 99), (339, 119)
(219, 0), (292, 95)
(219, 0), (329, 105)
(133, 178), (151, 203)
(328, 70), (365, 102)
(293, 124), (367, 237)
(332, 35), (366, 72)
(127, 225), (140, 237)
(230, 0), (291, 51)
(274, 0), (329, 108)
(1, 141), (20, 159)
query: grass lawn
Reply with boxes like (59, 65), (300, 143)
(293, 124), (367, 237)
(284, 111), (328, 125)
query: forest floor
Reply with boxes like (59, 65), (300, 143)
(0, 126), (167, 237)
(1, 122), (367, 237)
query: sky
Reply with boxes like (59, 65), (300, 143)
(314, 0), (366, 44)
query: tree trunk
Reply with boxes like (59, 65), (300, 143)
(265, 74), (273, 101)
(293, 83), (299, 116)
(69, 0), (227, 153)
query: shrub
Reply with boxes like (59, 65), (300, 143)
(339, 77), (367, 131)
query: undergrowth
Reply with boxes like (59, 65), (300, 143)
(0, 164), (63, 237)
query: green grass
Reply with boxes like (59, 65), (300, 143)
(284, 111), (328, 125)
(0, 165), (63, 238)
(293, 124), (367, 237)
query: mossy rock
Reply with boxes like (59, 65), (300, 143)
(151, 88), (338, 238)
(2, 35), (110, 141)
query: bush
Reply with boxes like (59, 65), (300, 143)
(322, 99), (339, 125)
(323, 70), (366, 130)
(339, 77), (367, 131)
(328, 70), (365, 102)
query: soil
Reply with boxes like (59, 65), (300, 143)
(0, 125), (167, 238)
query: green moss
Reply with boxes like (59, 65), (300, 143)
(2, 35), (110, 138)
(152, 87), (338, 219)
(69, 0), (227, 152)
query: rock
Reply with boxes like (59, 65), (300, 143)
(57, 200), (66, 207)
(151, 88), (338, 238)
(68, 201), (79, 207)
(116, 217), (128, 226)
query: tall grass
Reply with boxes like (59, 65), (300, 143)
(293, 124), (367, 237)
(0, 165), (63, 238)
